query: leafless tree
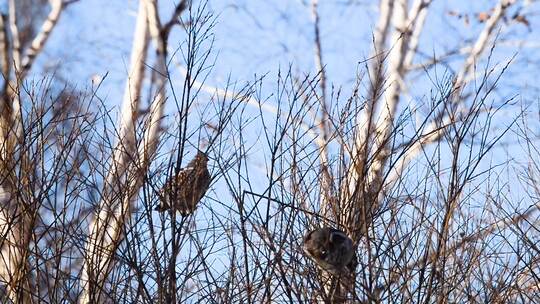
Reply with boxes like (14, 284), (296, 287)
(0, 0), (538, 303)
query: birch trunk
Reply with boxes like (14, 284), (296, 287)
(80, 2), (149, 302)
(80, 0), (168, 301)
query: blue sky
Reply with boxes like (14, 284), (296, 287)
(33, 0), (538, 110)
(33, 0), (539, 202)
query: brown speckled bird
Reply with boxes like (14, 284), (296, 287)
(156, 151), (211, 215)
(303, 227), (357, 275)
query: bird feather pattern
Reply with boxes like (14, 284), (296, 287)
(156, 151), (211, 216)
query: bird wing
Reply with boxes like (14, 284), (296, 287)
(157, 167), (194, 209)
(175, 166), (194, 183)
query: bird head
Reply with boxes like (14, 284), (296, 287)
(303, 228), (331, 260)
(196, 150), (208, 162)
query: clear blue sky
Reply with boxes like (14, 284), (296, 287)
(29, 0), (540, 217)
(40, 0), (539, 105)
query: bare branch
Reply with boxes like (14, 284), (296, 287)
(454, 0), (515, 91)
(139, 0), (167, 162)
(7, 0), (21, 72)
(370, 0), (408, 183)
(20, 0), (64, 78)
(161, 0), (188, 40)
(403, 0), (432, 70)
(0, 14), (10, 84)
(387, 0), (516, 185)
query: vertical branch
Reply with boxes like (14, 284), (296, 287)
(342, 0), (394, 213)
(370, 0), (408, 184)
(326, 1), (409, 301)
(341, 0), (408, 239)
(403, 0), (431, 69)
(80, 0), (174, 301)
(310, 0), (334, 220)
(0, 0), (22, 160)
(7, 0), (21, 72)
(0, 12), (9, 170)
(20, 0), (64, 79)
(368, 0), (433, 195)
(311, 0), (327, 105)
(367, 0), (395, 103)
(80, 2), (149, 302)
(144, 0), (167, 115)
(0, 12), (11, 157)
(0, 14), (9, 86)
(341, 0), (435, 238)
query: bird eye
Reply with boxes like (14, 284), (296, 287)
(320, 250), (327, 258)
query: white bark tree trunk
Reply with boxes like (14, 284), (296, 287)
(80, 0), (168, 302)
(79, 2), (149, 302)
(0, 1), (65, 302)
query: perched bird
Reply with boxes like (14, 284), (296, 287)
(303, 227), (357, 275)
(156, 151), (211, 215)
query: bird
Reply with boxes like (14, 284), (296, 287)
(302, 227), (357, 275)
(155, 150), (211, 216)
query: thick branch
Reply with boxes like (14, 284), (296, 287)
(310, 0), (334, 220)
(20, 0), (64, 79)
(403, 0), (432, 70)
(80, 0), (175, 301)
(80, 2), (149, 302)
(7, 0), (21, 72)
(370, 0), (408, 184)
(0, 14), (9, 83)
(342, 0), (394, 210)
